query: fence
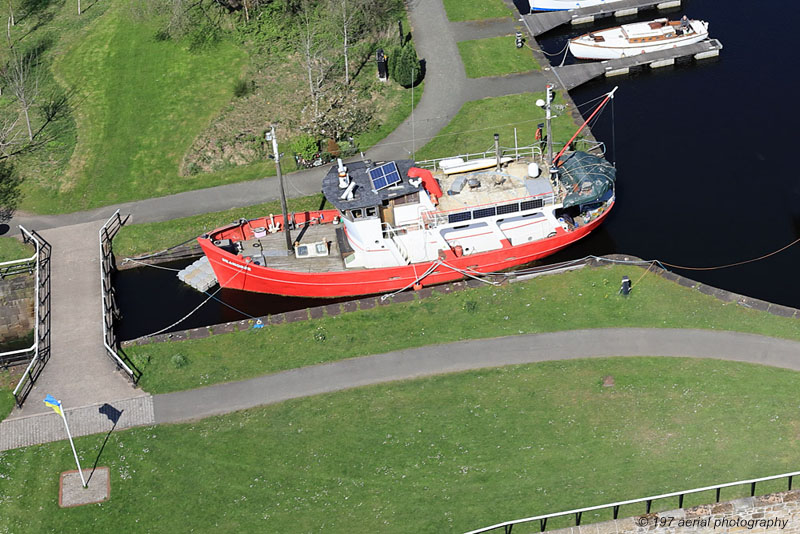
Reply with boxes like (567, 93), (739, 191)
(465, 470), (800, 534)
(6, 226), (52, 407)
(99, 210), (140, 383)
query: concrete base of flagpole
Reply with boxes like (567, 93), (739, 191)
(59, 467), (110, 507)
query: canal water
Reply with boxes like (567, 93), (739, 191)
(117, 0), (800, 339)
(534, 0), (800, 310)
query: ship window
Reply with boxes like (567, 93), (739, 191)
(497, 203), (519, 215)
(520, 199), (544, 211)
(365, 207), (377, 217)
(393, 192), (420, 206)
(296, 245), (309, 257)
(351, 209), (363, 218)
(448, 211), (472, 224)
(473, 207), (496, 219)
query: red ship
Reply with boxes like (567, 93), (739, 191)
(197, 87), (617, 298)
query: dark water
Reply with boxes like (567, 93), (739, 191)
(117, 0), (800, 339)
(536, 0), (800, 308)
(114, 259), (350, 340)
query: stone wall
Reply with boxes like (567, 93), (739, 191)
(0, 274), (34, 345)
(545, 490), (800, 534)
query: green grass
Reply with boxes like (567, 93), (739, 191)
(3, 358), (800, 532)
(458, 36), (541, 78)
(0, 237), (34, 262)
(355, 81), (424, 150)
(128, 264), (800, 394)
(0, 369), (19, 421)
(442, 0), (512, 21)
(26, 4), (249, 214)
(0, 388), (13, 422)
(415, 92), (577, 160)
(114, 194), (325, 258)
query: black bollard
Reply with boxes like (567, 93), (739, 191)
(620, 276), (631, 296)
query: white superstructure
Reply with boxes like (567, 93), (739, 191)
(569, 18), (709, 60)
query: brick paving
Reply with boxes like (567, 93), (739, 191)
(0, 395), (154, 451)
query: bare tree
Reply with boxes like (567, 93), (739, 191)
(5, 50), (39, 141)
(0, 114), (22, 157)
(299, 0), (333, 118)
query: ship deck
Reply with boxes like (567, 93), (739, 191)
(434, 161), (554, 213)
(239, 222), (347, 273)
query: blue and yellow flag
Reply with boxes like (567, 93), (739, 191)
(44, 394), (62, 416)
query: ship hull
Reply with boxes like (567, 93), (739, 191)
(197, 201), (614, 298)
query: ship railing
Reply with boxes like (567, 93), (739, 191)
(99, 210), (141, 384)
(380, 222), (413, 264)
(464, 470), (800, 534)
(8, 226), (51, 408)
(415, 144), (544, 171)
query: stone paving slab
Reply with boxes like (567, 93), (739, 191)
(0, 395), (154, 451)
(60, 467), (109, 507)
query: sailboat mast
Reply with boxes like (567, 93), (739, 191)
(553, 86), (618, 165)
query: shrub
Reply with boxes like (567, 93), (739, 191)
(233, 78), (253, 98)
(290, 134), (319, 161)
(391, 42), (421, 88)
(171, 353), (189, 368)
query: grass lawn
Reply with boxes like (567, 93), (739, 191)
(0, 237), (34, 262)
(113, 194), (326, 258)
(355, 81), (424, 150)
(415, 92), (578, 161)
(458, 36), (541, 78)
(442, 0), (513, 21)
(29, 4), (249, 214)
(0, 369), (20, 421)
(2, 358), (800, 532)
(127, 264), (800, 394)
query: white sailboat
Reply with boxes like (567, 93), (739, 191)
(569, 17), (709, 60)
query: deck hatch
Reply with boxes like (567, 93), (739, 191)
(369, 161), (402, 191)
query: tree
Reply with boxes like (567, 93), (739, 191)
(391, 42), (420, 88)
(4, 49), (39, 141)
(0, 160), (21, 222)
(299, 0), (334, 118)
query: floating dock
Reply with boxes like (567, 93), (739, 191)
(551, 38), (722, 90)
(178, 256), (218, 292)
(522, 0), (682, 37)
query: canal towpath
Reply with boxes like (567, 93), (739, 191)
(4, 328), (800, 450)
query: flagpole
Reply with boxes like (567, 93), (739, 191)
(45, 395), (87, 488)
(60, 409), (87, 488)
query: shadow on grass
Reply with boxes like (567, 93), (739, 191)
(87, 403), (123, 485)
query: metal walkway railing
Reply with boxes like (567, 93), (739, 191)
(7, 226), (52, 407)
(465, 470), (800, 534)
(99, 210), (140, 383)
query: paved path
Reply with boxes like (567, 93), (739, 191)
(5, 327), (800, 450)
(6, 221), (145, 417)
(154, 328), (800, 423)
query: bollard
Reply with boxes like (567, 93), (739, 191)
(619, 276), (631, 296)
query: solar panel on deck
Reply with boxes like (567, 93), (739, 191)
(368, 161), (402, 191)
